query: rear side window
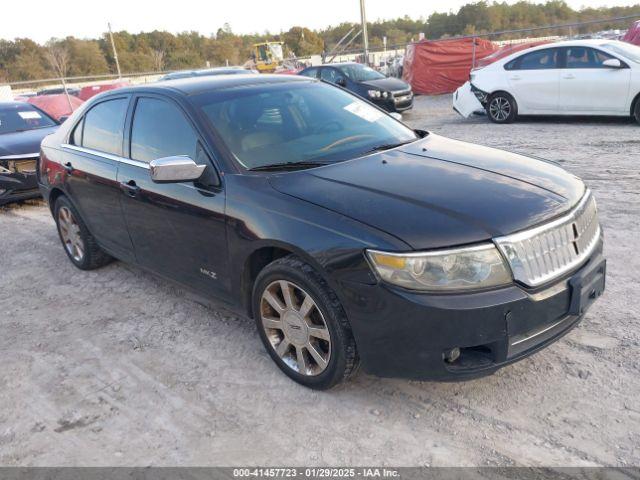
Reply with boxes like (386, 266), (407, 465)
(320, 68), (339, 82)
(300, 68), (318, 78)
(566, 47), (615, 68)
(507, 49), (559, 70)
(82, 98), (128, 156)
(130, 97), (198, 163)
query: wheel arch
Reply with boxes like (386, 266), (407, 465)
(241, 241), (328, 319)
(630, 91), (640, 117)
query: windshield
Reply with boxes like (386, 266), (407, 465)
(269, 44), (284, 61)
(602, 42), (640, 63)
(0, 103), (57, 134)
(196, 81), (417, 169)
(338, 64), (386, 82)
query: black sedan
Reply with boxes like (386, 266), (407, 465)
(1, 102), (58, 205)
(39, 75), (604, 389)
(299, 62), (413, 112)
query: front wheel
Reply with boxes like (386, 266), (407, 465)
(487, 92), (517, 124)
(252, 256), (359, 389)
(633, 99), (640, 125)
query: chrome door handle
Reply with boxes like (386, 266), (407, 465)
(562, 74), (575, 79)
(509, 75), (521, 81)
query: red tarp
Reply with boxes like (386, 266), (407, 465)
(403, 38), (498, 95)
(475, 40), (550, 68)
(78, 81), (129, 101)
(623, 20), (640, 46)
(27, 94), (84, 121)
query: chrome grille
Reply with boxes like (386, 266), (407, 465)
(392, 89), (412, 98)
(495, 191), (601, 287)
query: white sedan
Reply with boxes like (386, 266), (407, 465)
(453, 39), (640, 124)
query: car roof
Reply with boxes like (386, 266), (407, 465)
(106, 73), (313, 97)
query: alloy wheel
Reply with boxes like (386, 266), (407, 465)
(489, 97), (511, 122)
(260, 280), (331, 376)
(58, 206), (85, 262)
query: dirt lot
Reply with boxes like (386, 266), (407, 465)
(1, 95), (639, 467)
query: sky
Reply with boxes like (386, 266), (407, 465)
(2, 0), (638, 43)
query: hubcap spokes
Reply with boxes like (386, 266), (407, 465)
(490, 97), (510, 121)
(58, 206), (84, 262)
(260, 280), (331, 376)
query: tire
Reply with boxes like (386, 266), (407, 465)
(54, 196), (113, 270)
(487, 92), (517, 124)
(252, 255), (359, 389)
(634, 98), (640, 125)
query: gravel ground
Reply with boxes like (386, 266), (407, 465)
(1, 95), (639, 467)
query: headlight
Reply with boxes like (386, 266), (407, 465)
(367, 89), (381, 99)
(366, 244), (512, 292)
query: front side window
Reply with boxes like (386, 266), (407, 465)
(82, 98), (128, 156)
(566, 47), (615, 68)
(511, 49), (559, 70)
(196, 82), (418, 170)
(130, 97), (198, 163)
(0, 104), (57, 135)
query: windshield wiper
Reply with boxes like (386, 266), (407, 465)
(361, 139), (417, 155)
(248, 161), (328, 172)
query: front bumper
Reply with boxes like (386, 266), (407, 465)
(341, 246), (606, 381)
(374, 93), (414, 112)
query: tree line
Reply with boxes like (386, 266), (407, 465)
(2, 0), (639, 84)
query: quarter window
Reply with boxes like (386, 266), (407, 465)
(300, 68), (318, 78)
(130, 98), (199, 163)
(566, 47), (615, 68)
(82, 98), (128, 156)
(508, 49), (559, 70)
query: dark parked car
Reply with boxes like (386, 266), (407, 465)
(39, 75), (605, 389)
(160, 67), (256, 81)
(1, 102), (58, 205)
(299, 62), (413, 112)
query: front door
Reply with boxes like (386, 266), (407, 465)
(62, 96), (135, 262)
(559, 46), (631, 113)
(506, 48), (561, 113)
(116, 95), (230, 298)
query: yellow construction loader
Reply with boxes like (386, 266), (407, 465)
(252, 42), (285, 73)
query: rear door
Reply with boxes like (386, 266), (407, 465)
(62, 96), (135, 262)
(558, 46), (631, 113)
(116, 94), (230, 298)
(505, 48), (562, 113)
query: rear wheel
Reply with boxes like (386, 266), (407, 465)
(633, 98), (640, 125)
(54, 196), (112, 270)
(253, 255), (359, 389)
(487, 92), (517, 124)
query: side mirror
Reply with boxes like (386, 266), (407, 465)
(603, 58), (623, 68)
(149, 156), (206, 183)
(336, 77), (347, 87)
(389, 112), (403, 121)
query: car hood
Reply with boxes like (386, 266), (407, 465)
(268, 134), (585, 250)
(360, 77), (411, 92)
(0, 126), (58, 157)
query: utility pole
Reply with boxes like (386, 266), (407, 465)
(108, 23), (122, 79)
(359, 0), (369, 65)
